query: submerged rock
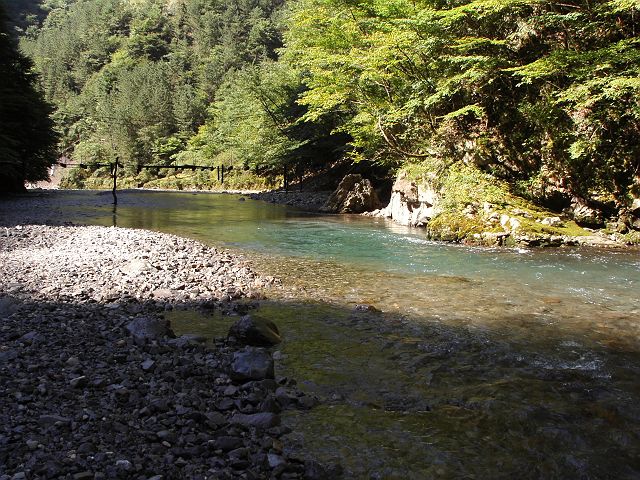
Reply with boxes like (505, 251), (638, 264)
(353, 304), (380, 313)
(228, 315), (281, 346)
(229, 347), (275, 382)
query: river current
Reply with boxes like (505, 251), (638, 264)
(55, 190), (640, 478)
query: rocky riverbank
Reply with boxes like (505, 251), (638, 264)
(246, 191), (330, 212)
(0, 224), (331, 479)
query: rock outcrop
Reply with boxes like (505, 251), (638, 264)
(321, 174), (382, 213)
(567, 197), (604, 228)
(375, 171), (439, 227)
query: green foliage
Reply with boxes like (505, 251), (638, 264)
(14, 0), (640, 205)
(20, 0), (293, 189)
(184, 60), (348, 179)
(285, 0), (640, 203)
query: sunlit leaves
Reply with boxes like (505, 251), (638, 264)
(286, 0), (640, 198)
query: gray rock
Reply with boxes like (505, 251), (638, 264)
(115, 459), (132, 470)
(77, 442), (95, 454)
(120, 258), (153, 276)
(126, 316), (172, 340)
(141, 359), (155, 371)
(19, 331), (40, 344)
(167, 334), (207, 348)
(214, 436), (244, 451)
(228, 315), (281, 346)
(156, 430), (177, 443)
(353, 304), (380, 313)
(267, 453), (286, 468)
(321, 174), (382, 213)
(0, 296), (18, 317)
(570, 199), (604, 227)
(230, 412), (280, 429)
(540, 216), (564, 227)
(38, 414), (71, 426)
(151, 288), (173, 299)
(378, 171), (438, 227)
(0, 349), (18, 364)
(65, 356), (80, 367)
(229, 348), (275, 382)
(205, 411), (227, 427)
(72, 472), (94, 480)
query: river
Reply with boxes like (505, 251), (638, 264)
(45, 190), (640, 478)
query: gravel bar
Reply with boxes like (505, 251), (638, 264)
(0, 224), (330, 480)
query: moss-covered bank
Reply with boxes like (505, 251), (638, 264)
(377, 161), (640, 248)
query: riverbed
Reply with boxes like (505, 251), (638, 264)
(3, 189), (640, 478)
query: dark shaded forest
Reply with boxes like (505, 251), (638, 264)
(0, 2), (57, 192)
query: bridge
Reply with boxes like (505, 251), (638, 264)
(57, 160), (229, 205)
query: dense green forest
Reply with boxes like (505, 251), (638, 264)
(6, 0), (640, 237)
(12, 0), (349, 191)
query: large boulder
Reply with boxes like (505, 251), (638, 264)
(228, 315), (281, 346)
(380, 171), (439, 227)
(321, 174), (382, 213)
(631, 197), (640, 217)
(568, 198), (604, 228)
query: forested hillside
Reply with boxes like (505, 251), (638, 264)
(287, 0), (640, 203)
(16, 0), (347, 191)
(10, 0), (640, 238)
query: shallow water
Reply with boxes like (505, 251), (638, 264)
(42, 190), (640, 477)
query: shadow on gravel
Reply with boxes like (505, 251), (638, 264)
(0, 295), (336, 480)
(3, 292), (639, 479)
(213, 298), (640, 480)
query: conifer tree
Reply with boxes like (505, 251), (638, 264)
(0, 3), (57, 192)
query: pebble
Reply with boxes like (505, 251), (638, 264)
(141, 359), (155, 371)
(72, 472), (94, 480)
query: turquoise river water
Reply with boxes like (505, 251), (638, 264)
(48, 190), (640, 478)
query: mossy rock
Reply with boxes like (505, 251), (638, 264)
(400, 160), (595, 244)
